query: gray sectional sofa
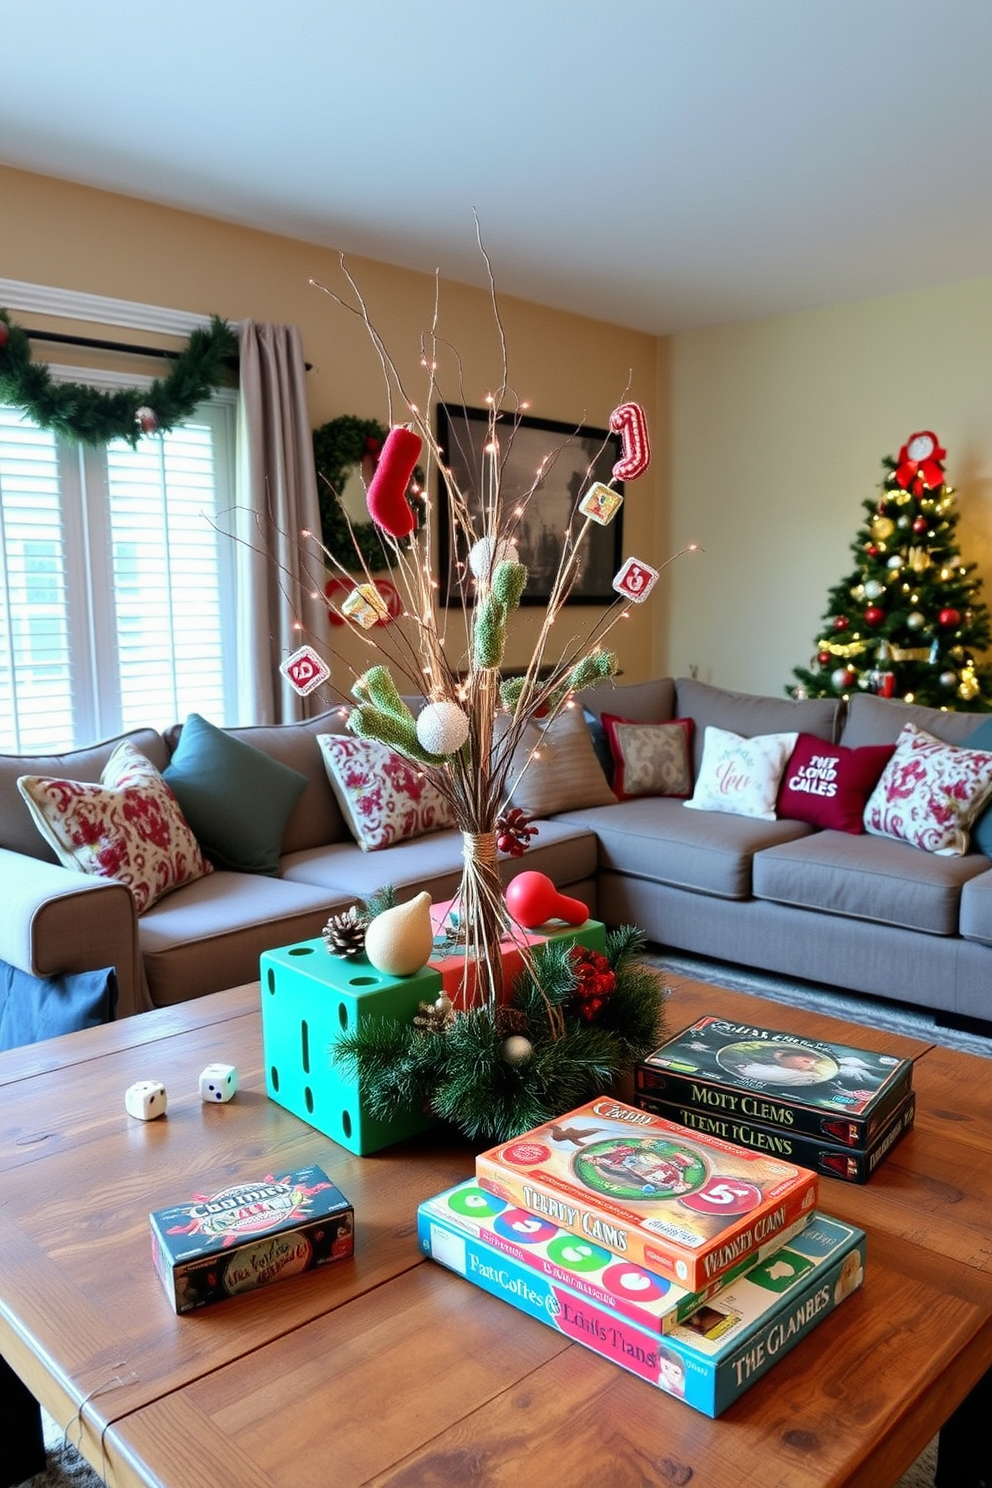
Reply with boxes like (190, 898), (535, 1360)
(4, 675), (992, 1032)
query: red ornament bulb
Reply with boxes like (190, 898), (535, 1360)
(833, 616), (850, 631)
(864, 606), (885, 626)
(939, 608), (961, 628)
(505, 872), (588, 929)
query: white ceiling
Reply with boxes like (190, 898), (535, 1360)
(4, 1), (992, 334)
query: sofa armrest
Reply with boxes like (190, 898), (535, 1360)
(0, 848), (145, 1019)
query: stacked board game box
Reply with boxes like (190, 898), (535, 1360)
(474, 1097), (819, 1292)
(634, 1015), (916, 1184)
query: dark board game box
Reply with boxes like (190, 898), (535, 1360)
(635, 1015), (913, 1147)
(475, 1096), (819, 1293)
(636, 1089), (916, 1184)
(150, 1165), (354, 1313)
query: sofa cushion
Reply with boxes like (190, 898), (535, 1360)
(281, 818), (599, 904)
(17, 742), (212, 914)
(840, 692), (991, 749)
(137, 869), (347, 1007)
(0, 962), (117, 1052)
(0, 727), (170, 862)
(675, 678), (841, 775)
(752, 830), (990, 935)
(684, 727), (797, 821)
(776, 735), (894, 834)
(580, 677), (676, 724)
(509, 706), (617, 815)
(959, 868), (992, 945)
(558, 796), (813, 899)
(317, 735), (455, 850)
(863, 723), (992, 856)
(163, 713), (308, 875)
(602, 715), (694, 800)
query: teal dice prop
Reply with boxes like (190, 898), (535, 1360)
(260, 938), (441, 1155)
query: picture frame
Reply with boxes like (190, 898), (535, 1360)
(436, 404), (624, 606)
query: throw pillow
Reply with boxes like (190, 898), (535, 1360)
(777, 734), (895, 834)
(17, 741), (212, 913)
(317, 734), (456, 850)
(583, 708), (614, 783)
(602, 714), (694, 800)
(683, 726), (798, 821)
(508, 705), (618, 816)
(164, 712), (308, 875)
(963, 716), (992, 856)
(863, 721), (992, 856)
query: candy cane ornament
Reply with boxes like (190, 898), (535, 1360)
(609, 402), (651, 482)
(366, 426), (422, 538)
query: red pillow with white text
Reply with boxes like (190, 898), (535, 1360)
(777, 734), (894, 834)
(602, 715), (694, 800)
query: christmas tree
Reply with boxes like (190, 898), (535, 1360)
(790, 432), (992, 711)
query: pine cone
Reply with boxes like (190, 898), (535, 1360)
(322, 907), (366, 959)
(413, 992), (456, 1033)
(496, 806), (539, 857)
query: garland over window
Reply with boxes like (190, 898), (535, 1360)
(0, 309), (237, 447)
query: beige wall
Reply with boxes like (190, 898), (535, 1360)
(666, 276), (992, 697)
(0, 164), (660, 691)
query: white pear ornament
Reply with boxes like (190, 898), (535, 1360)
(363, 892), (435, 976)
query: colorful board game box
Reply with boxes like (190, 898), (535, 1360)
(420, 1196), (865, 1417)
(475, 1097), (819, 1292)
(150, 1165), (354, 1314)
(420, 1180), (813, 1336)
(636, 1090), (916, 1184)
(635, 1015), (913, 1147)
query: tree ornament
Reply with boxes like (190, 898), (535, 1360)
(322, 906), (367, 959)
(366, 426), (422, 538)
(817, 650), (831, 665)
(850, 584), (866, 601)
(913, 516), (929, 534)
(894, 430), (946, 493)
(832, 615), (850, 631)
(887, 554), (904, 570)
(897, 514), (911, 529)
(363, 891), (434, 976)
(831, 666), (856, 690)
(313, 416), (423, 573)
(864, 579), (885, 600)
(939, 608), (962, 628)
(865, 543), (879, 557)
(415, 700), (470, 755)
(0, 309), (236, 447)
(872, 516), (896, 541)
(940, 670), (959, 689)
(906, 611), (925, 630)
(609, 401), (651, 481)
(864, 606), (884, 626)
(496, 806), (539, 857)
(134, 406), (158, 435)
(469, 536), (518, 580)
(413, 992), (456, 1033)
(501, 1034), (535, 1067)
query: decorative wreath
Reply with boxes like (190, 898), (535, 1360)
(313, 414), (424, 573)
(0, 309), (237, 448)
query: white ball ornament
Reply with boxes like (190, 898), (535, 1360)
(887, 555), (904, 570)
(907, 611), (925, 630)
(416, 700), (470, 755)
(940, 670), (958, 689)
(502, 1035), (534, 1067)
(864, 580), (885, 600)
(468, 536), (518, 579)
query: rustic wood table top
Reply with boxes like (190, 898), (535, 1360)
(2, 976), (991, 1488)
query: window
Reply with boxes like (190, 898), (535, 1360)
(0, 395), (237, 753)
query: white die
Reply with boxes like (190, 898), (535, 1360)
(199, 1063), (238, 1103)
(125, 1080), (168, 1121)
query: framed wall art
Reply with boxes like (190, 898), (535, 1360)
(436, 404), (624, 605)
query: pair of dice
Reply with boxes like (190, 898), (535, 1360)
(124, 1062), (239, 1121)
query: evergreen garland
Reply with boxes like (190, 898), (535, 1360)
(0, 310), (237, 447)
(331, 927), (666, 1143)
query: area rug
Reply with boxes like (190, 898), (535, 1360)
(26, 950), (969, 1488)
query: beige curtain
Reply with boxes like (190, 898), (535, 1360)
(235, 321), (326, 723)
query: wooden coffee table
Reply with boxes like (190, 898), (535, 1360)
(2, 976), (992, 1488)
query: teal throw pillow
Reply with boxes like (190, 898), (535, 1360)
(965, 717), (992, 856)
(164, 713), (307, 875)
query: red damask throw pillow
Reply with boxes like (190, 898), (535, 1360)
(777, 735), (894, 834)
(317, 734), (455, 850)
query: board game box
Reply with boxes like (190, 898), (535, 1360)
(150, 1165), (354, 1313)
(635, 1089), (916, 1184)
(420, 1180), (814, 1336)
(635, 1015), (914, 1147)
(420, 1195), (866, 1417)
(475, 1097), (819, 1292)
